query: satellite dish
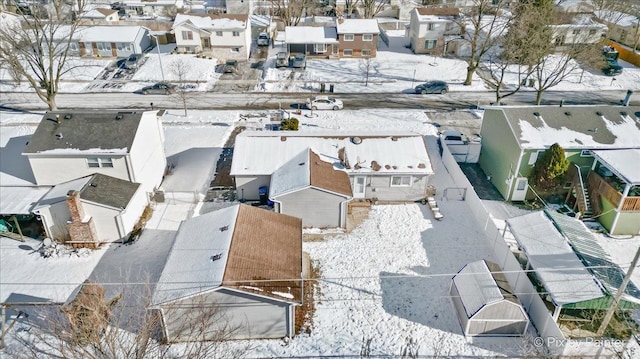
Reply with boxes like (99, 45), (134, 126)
(43, 238), (52, 247)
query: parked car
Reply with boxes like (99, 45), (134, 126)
(276, 52), (289, 68)
(223, 60), (238, 73)
(123, 54), (144, 70)
(257, 32), (270, 46)
(415, 80), (449, 95)
(292, 54), (306, 69)
(308, 96), (343, 111)
(140, 82), (176, 95)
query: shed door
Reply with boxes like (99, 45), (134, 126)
(353, 176), (366, 199)
(512, 177), (528, 201)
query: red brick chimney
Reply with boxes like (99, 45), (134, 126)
(66, 190), (98, 248)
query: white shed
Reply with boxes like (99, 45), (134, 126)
(450, 260), (530, 337)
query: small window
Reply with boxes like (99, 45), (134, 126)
(528, 150), (544, 165)
(101, 158), (114, 167)
(362, 49), (371, 57)
(344, 34), (354, 41)
(87, 157), (114, 168)
(182, 31), (193, 40)
(88, 158), (100, 168)
(580, 149), (593, 157)
(69, 42), (78, 51)
(232, 31), (240, 37)
(315, 43), (327, 53)
(231, 47), (240, 53)
(343, 49), (353, 56)
(215, 31), (223, 36)
(427, 23), (435, 31)
(391, 176), (412, 187)
(424, 39), (437, 49)
(362, 34), (373, 41)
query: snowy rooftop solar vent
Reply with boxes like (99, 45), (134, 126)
(211, 253), (223, 261)
(115, 114), (123, 120)
(64, 114), (72, 120)
(596, 111), (603, 116)
(219, 225), (229, 232)
(351, 136), (362, 144)
(533, 112), (540, 117)
(564, 111), (571, 116)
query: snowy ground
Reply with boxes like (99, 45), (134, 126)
(2, 108), (640, 357)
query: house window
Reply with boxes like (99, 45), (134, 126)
(427, 23), (435, 31)
(362, 49), (371, 57)
(528, 150), (544, 165)
(343, 49), (353, 56)
(344, 34), (354, 41)
(580, 149), (593, 157)
(69, 42), (78, 51)
(231, 47), (240, 53)
(96, 42), (111, 51)
(363, 33), (373, 41)
(87, 157), (114, 168)
(232, 31), (240, 37)
(215, 31), (223, 36)
(182, 31), (193, 40)
(391, 176), (412, 187)
(315, 43), (327, 53)
(424, 39), (437, 49)
(116, 43), (132, 51)
(572, 29), (581, 35)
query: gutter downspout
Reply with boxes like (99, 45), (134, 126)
(508, 150), (525, 201)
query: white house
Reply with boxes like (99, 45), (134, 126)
(595, 10), (640, 50)
(52, 25), (150, 57)
(0, 10), (21, 51)
(172, 13), (251, 60)
(408, 7), (461, 55)
(122, 0), (184, 17)
(152, 204), (303, 341)
(80, 8), (120, 23)
(551, 14), (608, 49)
(32, 173), (147, 245)
(230, 131), (434, 203)
(23, 110), (166, 195)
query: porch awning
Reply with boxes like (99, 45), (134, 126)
(591, 149), (640, 185)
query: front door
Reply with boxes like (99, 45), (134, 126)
(353, 176), (366, 199)
(512, 177), (528, 201)
(203, 38), (210, 48)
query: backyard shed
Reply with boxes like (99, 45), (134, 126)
(450, 260), (530, 336)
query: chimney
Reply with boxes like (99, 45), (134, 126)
(67, 190), (86, 222)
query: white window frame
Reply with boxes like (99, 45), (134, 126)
(117, 42), (132, 51)
(343, 49), (353, 56)
(344, 33), (354, 41)
(87, 157), (114, 168)
(182, 30), (193, 40)
(215, 31), (223, 36)
(315, 43), (327, 53)
(427, 23), (435, 31)
(232, 31), (240, 37)
(363, 33), (373, 41)
(390, 176), (412, 187)
(424, 39), (437, 49)
(528, 150), (544, 166)
(580, 149), (593, 157)
(97, 42), (111, 51)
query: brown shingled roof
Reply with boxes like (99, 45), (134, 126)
(416, 7), (459, 16)
(96, 8), (117, 16)
(309, 150), (352, 197)
(223, 205), (303, 303)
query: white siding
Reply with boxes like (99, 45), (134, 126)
(37, 202), (72, 241)
(174, 24), (202, 51)
(366, 175), (429, 201)
(28, 155), (129, 186)
(128, 114), (166, 194)
(119, 186), (148, 235)
(234, 175), (271, 200)
(274, 187), (347, 228)
(161, 288), (291, 342)
(82, 201), (122, 241)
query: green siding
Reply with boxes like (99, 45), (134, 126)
(478, 109), (523, 200)
(562, 295), (640, 310)
(598, 197), (617, 233)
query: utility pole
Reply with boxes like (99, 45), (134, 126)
(597, 245), (640, 337)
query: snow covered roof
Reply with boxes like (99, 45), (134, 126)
(230, 131), (433, 176)
(452, 260), (520, 318)
(490, 106), (640, 150)
(33, 177), (92, 210)
(74, 25), (146, 43)
(270, 148), (352, 198)
(595, 10), (639, 27)
(336, 19), (380, 34)
(591, 149), (640, 185)
(24, 111), (151, 155)
(172, 13), (248, 31)
(0, 186), (50, 214)
(80, 8), (118, 19)
(414, 7), (459, 21)
(555, 0), (595, 13)
(285, 26), (339, 44)
(153, 204), (302, 305)
(506, 211), (604, 306)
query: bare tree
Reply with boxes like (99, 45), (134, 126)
(343, 0), (360, 17)
(270, 0), (315, 27)
(359, 56), (377, 86)
(168, 57), (193, 116)
(361, 0), (388, 19)
(0, 0), (88, 110)
(484, 51), (535, 104)
(457, 0), (512, 86)
(5, 280), (250, 359)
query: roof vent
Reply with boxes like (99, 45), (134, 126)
(280, 136), (287, 141)
(90, 182), (97, 187)
(219, 225), (229, 232)
(588, 128), (598, 133)
(596, 111), (603, 116)
(564, 111), (571, 116)
(533, 112), (540, 117)
(115, 114), (123, 120)
(64, 114), (72, 120)
(391, 136), (398, 141)
(55, 132), (63, 139)
(211, 253), (223, 261)
(620, 111), (628, 117)
(351, 136), (362, 145)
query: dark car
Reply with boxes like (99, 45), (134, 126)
(292, 54), (306, 69)
(415, 80), (449, 94)
(140, 82), (176, 95)
(123, 54), (144, 70)
(223, 59), (238, 73)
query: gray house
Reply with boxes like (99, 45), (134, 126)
(54, 25), (151, 57)
(152, 204), (303, 342)
(230, 131), (434, 206)
(450, 260), (530, 337)
(270, 148), (353, 228)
